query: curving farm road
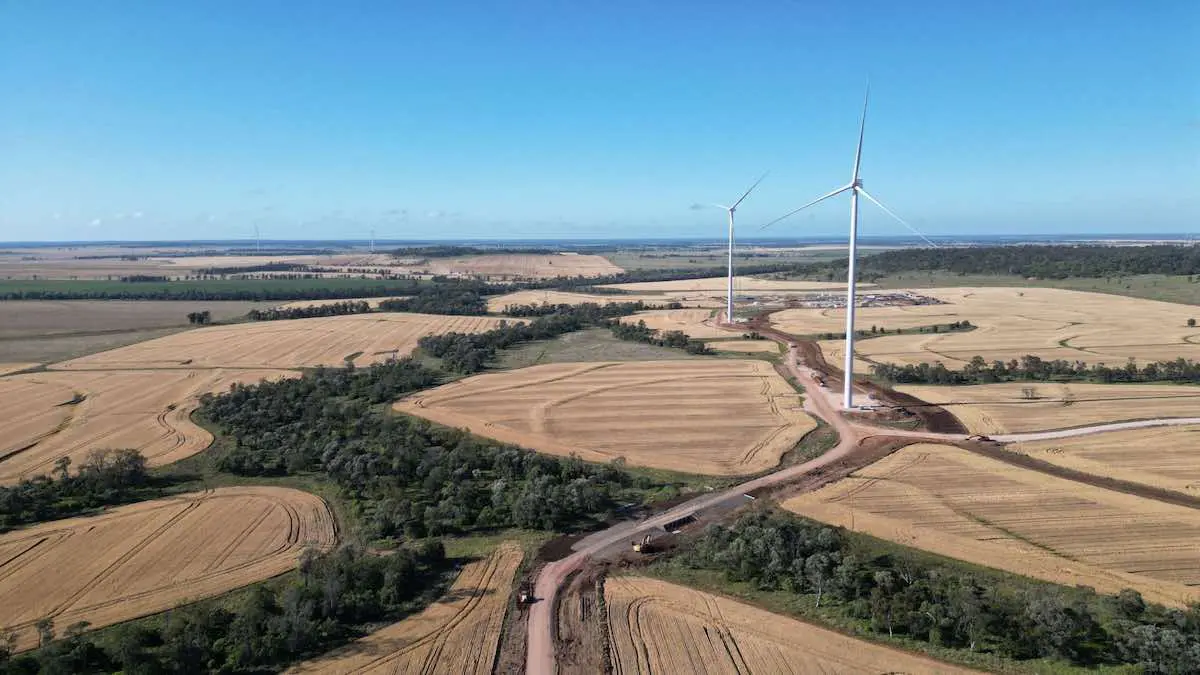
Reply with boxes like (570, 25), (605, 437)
(524, 317), (1200, 674)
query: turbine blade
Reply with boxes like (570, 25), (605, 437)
(852, 83), (869, 181)
(857, 188), (939, 247)
(712, 203), (732, 211)
(758, 184), (852, 231)
(730, 170), (770, 210)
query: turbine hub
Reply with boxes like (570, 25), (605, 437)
(853, 178), (863, 189)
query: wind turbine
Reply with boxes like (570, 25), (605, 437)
(713, 172), (769, 325)
(253, 223), (261, 253)
(762, 87), (932, 409)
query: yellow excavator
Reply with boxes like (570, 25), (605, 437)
(631, 534), (653, 554)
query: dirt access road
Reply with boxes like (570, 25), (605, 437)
(525, 315), (1200, 674)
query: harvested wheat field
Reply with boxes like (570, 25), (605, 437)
(0, 486), (337, 651)
(0, 363), (39, 376)
(708, 340), (780, 354)
(619, 308), (732, 338)
(396, 360), (815, 475)
(0, 369), (295, 484)
(896, 382), (1200, 434)
(784, 443), (1200, 606)
(797, 287), (1200, 372)
(287, 542), (521, 674)
(598, 276), (859, 293)
(1014, 425), (1200, 495)
(485, 290), (721, 313)
(51, 313), (514, 370)
(605, 576), (971, 674)
(422, 253), (622, 279)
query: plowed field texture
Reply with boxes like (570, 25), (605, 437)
(784, 443), (1200, 606)
(0, 486), (337, 651)
(1014, 425), (1200, 496)
(395, 360), (816, 475)
(0, 369), (295, 484)
(287, 542), (521, 674)
(50, 313), (514, 370)
(605, 576), (971, 674)
(895, 382), (1200, 433)
(771, 287), (1200, 373)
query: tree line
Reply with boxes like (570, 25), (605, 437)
(418, 302), (651, 373)
(0, 449), (153, 532)
(799, 244), (1200, 281)
(246, 301), (371, 321)
(197, 358), (674, 539)
(0, 279), (426, 301)
(609, 320), (711, 354)
(872, 354), (1200, 385)
(680, 511), (1200, 672)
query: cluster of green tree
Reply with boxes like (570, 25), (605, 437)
(389, 245), (557, 258)
(185, 310), (213, 325)
(197, 358), (666, 538)
(0, 449), (152, 532)
(609, 320), (710, 354)
(417, 302), (649, 373)
(195, 262), (308, 275)
(377, 285), (489, 315)
(119, 275), (171, 282)
(246, 301), (371, 321)
(817, 320), (973, 341)
(682, 512), (1200, 672)
(0, 279), (425, 301)
(871, 353), (1200, 385)
(800, 244), (1200, 281)
(541, 262), (801, 291)
(0, 542), (449, 674)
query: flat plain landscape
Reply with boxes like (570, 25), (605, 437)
(422, 253), (621, 279)
(1013, 425), (1200, 495)
(0, 368), (295, 484)
(396, 360), (816, 475)
(598, 276), (860, 293)
(605, 576), (972, 674)
(0, 486), (337, 651)
(895, 382), (1200, 433)
(486, 289), (722, 313)
(51, 312), (515, 370)
(287, 542), (521, 674)
(782, 287), (1200, 371)
(784, 443), (1200, 606)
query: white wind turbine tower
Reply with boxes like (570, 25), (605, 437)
(713, 172), (769, 325)
(762, 87), (934, 409)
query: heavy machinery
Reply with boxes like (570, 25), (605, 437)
(517, 581), (534, 604)
(631, 534), (653, 554)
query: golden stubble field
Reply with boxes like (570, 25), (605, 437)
(0, 486), (337, 651)
(784, 443), (1200, 606)
(396, 360), (816, 475)
(780, 287), (1200, 372)
(51, 313), (515, 370)
(486, 289), (723, 313)
(619, 308), (732, 338)
(0, 369), (295, 485)
(287, 542), (521, 674)
(895, 382), (1200, 433)
(422, 253), (622, 279)
(605, 576), (972, 674)
(598, 276), (861, 293)
(1014, 425), (1200, 495)
(709, 340), (781, 354)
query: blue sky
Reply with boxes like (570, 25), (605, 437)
(1, 1), (1196, 241)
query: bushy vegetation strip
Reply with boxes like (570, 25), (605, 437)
(873, 353), (1200, 385)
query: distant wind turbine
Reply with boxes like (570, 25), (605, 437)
(761, 86), (932, 409)
(713, 172), (769, 325)
(254, 223), (261, 253)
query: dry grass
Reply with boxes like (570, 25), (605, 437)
(0, 363), (38, 376)
(708, 341), (781, 354)
(396, 360), (816, 475)
(0, 369), (296, 484)
(597, 276), (861, 293)
(485, 290), (722, 313)
(286, 542), (522, 674)
(1013, 425), (1200, 495)
(792, 287), (1200, 372)
(895, 382), (1200, 433)
(619, 308), (732, 338)
(605, 576), (972, 674)
(50, 313), (514, 370)
(0, 486), (337, 651)
(783, 443), (1200, 607)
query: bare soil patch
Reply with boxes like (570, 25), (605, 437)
(0, 486), (337, 651)
(396, 360), (817, 476)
